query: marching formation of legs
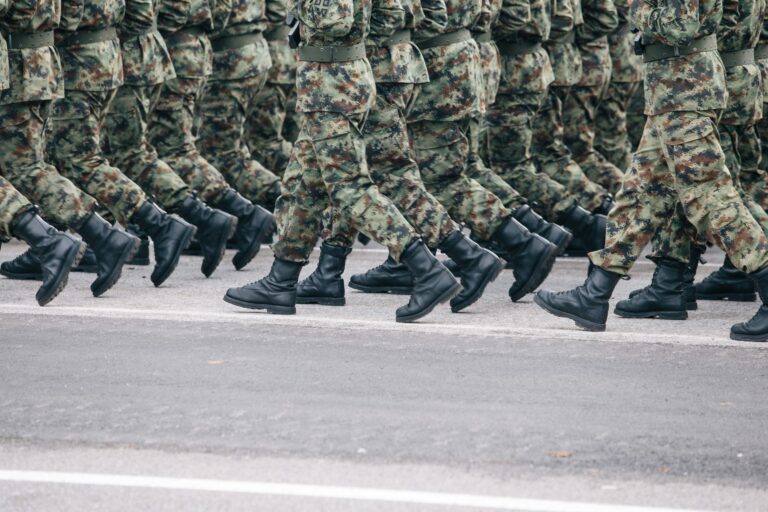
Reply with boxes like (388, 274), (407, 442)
(2, 0), (768, 341)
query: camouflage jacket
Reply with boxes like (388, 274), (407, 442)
(366, 0), (430, 84)
(574, 0), (616, 86)
(759, 18), (768, 100)
(631, 0), (726, 114)
(607, 0), (641, 83)
(0, 0), (9, 90)
(475, 0), (502, 110)
(265, 0), (296, 85)
(57, 0), (124, 91)
(157, 0), (215, 78)
(119, 0), (175, 86)
(0, 0), (64, 104)
(208, 0), (272, 81)
(718, 0), (767, 125)
(295, 0), (375, 114)
(546, 0), (583, 86)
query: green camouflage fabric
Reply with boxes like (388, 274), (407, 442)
(546, 0), (582, 88)
(325, 0), (460, 250)
(750, 47), (768, 208)
(562, 0), (622, 194)
(589, 0), (768, 275)
(197, 0), (281, 207)
(272, 0), (418, 262)
(245, 0), (298, 175)
(120, 0), (176, 87)
(0, 0), (8, 91)
(149, 0), (233, 204)
(0, 1), (97, 230)
(0, 176), (33, 239)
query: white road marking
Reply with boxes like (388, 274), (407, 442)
(0, 470), (706, 512)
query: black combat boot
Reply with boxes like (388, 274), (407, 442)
(10, 211), (86, 306)
(730, 266), (768, 342)
(348, 256), (414, 294)
(558, 204), (607, 253)
(214, 189), (275, 270)
(223, 258), (303, 314)
(296, 242), (352, 305)
(514, 205), (573, 256)
(175, 196), (238, 277)
(396, 239), (461, 322)
(534, 267), (623, 331)
(77, 213), (141, 297)
(438, 231), (503, 312)
(126, 225), (150, 265)
(628, 246), (702, 310)
(593, 196), (614, 216)
(491, 217), (559, 302)
(0, 249), (43, 280)
(695, 256), (756, 302)
(614, 258), (687, 320)
(130, 202), (196, 287)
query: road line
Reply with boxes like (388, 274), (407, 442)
(0, 470), (706, 512)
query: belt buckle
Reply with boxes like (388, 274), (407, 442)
(327, 47), (335, 61)
(673, 46), (680, 57)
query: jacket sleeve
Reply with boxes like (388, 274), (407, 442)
(157, 0), (193, 34)
(58, 0), (85, 31)
(576, 0), (618, 42)
(266, 0), (289, 24)
(549, 0), (575, 41)
(370, 0), (406, 38)
(297, 0), (355, 36)
(496, 0), (532, 36)
(415, 0), (447, 34)
(630, 0), (701, 46)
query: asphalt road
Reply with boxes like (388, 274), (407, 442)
(0, 240), (766, 511)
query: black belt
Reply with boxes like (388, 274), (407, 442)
(720, 48), (755, 68)
(6, 31), (54, 50)
(382, 29), (411, 46)
(164, 25), (207, 45)
(416, 29), (472, 50)
(56, 27), (118, 47)
(264, 25), (289, 42)
(548, 31), (575, 45)
(210, 32), (264, 52)
(496, 39), (542, 56)
(298, 42), (366, 62)
(756, 43), (768, 61)
(643, 34), (718, 62)
(472, 31), (492, 43)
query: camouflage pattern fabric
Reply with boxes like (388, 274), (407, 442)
(0, 176), (33, 239)
(747, 21), (768, 209)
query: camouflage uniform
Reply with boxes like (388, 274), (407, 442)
(244, 0), (298, 175)
(594, 0), (642, 173)
(271, 0), (418, 263)
(589, 0), (768, 275)
(102, 0), (191, 211)
(562, 0), (622, 194)
(532, 0), (611, 211)
(748, 19), (768, 209)
(47, 0), (151, 227)
(322, 0), (463, 250)
(0, 0), (98, 229)
(196, 0), (282, 209)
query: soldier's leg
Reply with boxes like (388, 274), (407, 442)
(0, 177), (35, 240)
(595, 81), (640, 173)
(198, 75), (281, 209)
(737, 123), (767, 209)
(245, 82), (293, 177)
(720, 124), (768, 233)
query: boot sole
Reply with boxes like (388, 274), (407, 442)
(37, 242), (87, 307)
(233, 217), (275, 271)
(202, 217), (238, 278)
(533, 293), (606, 332)
(697, 292), (756, 302)
(730, 332), (768, 342)
(296, 296), (346, 306)
(614, 308), (688, 320)
(509, 243), (560, 302)
(92, 237), (141, 298)
(152, 226), (197, 287)
(223, 294), (296, 314)
(348, 283), (413, 295)
(396, 281), (462, 323)
(0, 269), (43, 281)
(451, 259), (505, 313)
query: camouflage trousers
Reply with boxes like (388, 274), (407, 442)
(198, 74), (281, 208)
(563, 82), (624, 194)
(590, 111), (768, 275)
(273, 111), (417, 263)
(149, 77), (232, 204)
(245, 82), (296, 177)
(103, 84), (190, 211)
(626, 81), (646, 153)
(747, 112), (768, 209)
(595, 80), (641, 173)
(325, 83), (458, 250)
(487, 92), (575, 222)
(0, 176), (34, 239)
(532, 86), (609, 211)
(0, 101), (96, 229)
(47, 90), (149, 226)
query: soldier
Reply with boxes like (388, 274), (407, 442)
(224, 0), (464, 323)
(534, 0), (768, 343)
(245, 0), (298, 175)
(102, 0), (238, 279)
(149, 0), (276, 271)
(293, 0), (504, 314)
(748, 18), (768, 209)
(196, 0), (283, 211)
(561, 0), (622, 194)
(0, 0), (145, 298)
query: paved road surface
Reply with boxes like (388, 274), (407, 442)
(0, 240), (766, 511)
